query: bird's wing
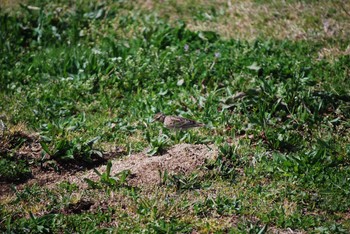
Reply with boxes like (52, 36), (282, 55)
(170, 116), (204, 129)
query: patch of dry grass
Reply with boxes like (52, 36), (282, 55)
(138, 0), (350, 41)
(317, 45), (350, 62)
(0, 0), (27, 10)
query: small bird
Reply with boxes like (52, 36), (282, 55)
(153, 112), (205, 130)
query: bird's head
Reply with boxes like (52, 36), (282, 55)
(153, 112), (166, 122)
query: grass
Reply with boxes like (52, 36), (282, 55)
(1, 0), (350, 232)
(138, 0), (350, 42)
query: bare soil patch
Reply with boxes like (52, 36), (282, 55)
(49, 143), (217, 190)
(1, 130), (217, 198)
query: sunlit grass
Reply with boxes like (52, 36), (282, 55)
(1, 0), (350, 232)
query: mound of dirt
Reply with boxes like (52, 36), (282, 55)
(1, 143), (217, 198)
(63, 143), (218, 188)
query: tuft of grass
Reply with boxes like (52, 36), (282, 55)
(84, 161), (132, 191)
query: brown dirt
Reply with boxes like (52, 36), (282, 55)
(55, 143), (217, 189)
(1, 136), (217, 198)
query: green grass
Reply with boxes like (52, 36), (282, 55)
(1, 0), (350, 232)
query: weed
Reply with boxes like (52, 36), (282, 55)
(145, 131), (170, 156)
(40, 136), (104, 169)
(206, 143), (242, 182)
(167, 173), (204, 191)
(193, 194), (241, 217)
(84, 161), (132, 191)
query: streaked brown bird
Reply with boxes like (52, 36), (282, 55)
(153, 112), (205, 130)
